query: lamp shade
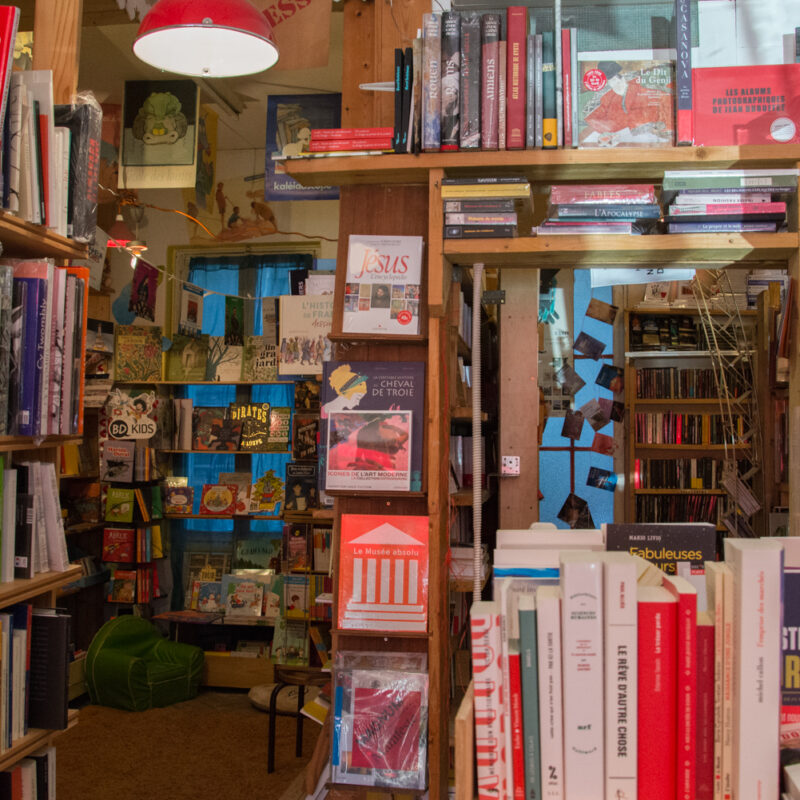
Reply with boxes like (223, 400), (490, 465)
(108, 213), (135, 248)
(133, 0), (279, 78)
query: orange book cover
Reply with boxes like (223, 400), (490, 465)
(337, 513), (429, 633)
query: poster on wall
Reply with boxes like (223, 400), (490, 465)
(119, 79), (200, 189)
(264, 93), (341, 202)
(181, 103), (218, 230)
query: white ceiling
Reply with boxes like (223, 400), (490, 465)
(76, 13), (344, 151)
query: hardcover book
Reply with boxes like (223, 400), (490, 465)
(204, 337), (242, 382)
(114, 324), (163, 383)
(441, 12), (461, 150)
(342, 235), (424, 336)
(338, 513), (429, 633)
(217, 472), (251, 514)
(692, 64), (800, 146)
(480, 13), (501, 150)
(165, 333), (209, 382)
(242, 335), (278, 382)
(321, 360), (425, 492)
(104, 486), (135, 523)
(421, 13), (441, 152)
(100, 439), (135, 482)
(283, 574), (310, 621)
(294, 380), (321, 411)
(222, 576), (264, 617)
(278, 294), (333, 377)
(199, 484), (239, 516)
(162, 485), (194, 515)
(102, 527), (136, 562)
(604, 522), (717, 574)
(284, 522), (311, 571)
(191, 406), (242, 451)
(284, 462), (318, 511)
(578, 60), (675, 148)
(228, 402), (271, 452)
(271, 618), (309, 665)
(505, 6), (527, 150)
(292, 412), (319, 460)
(109, 568), (137, 603)
(459, 13), (481, 149)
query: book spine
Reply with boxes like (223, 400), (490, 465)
(65, 267), (89, 435)
(471, 601), (508, 800)
(668, 201), (786, 215)
(525, 33), (536, 149)
(441, 12), (461, 151)
(663, 575), (698, 800)
(459, 13), (481, 150)
(422, 13), (442, 152)
(310, 127), (394, 139)
(554, 204), (661, 219)
(560, 27), (571, 148)
(536, 586), (564, 800)
(401, 45), (413, 153)
(560, 555), (604, 796)
(696, 614), (715, 800)
(13, 277), (42, 438)
(783, 570), (800, 725)
(519, 602), (541, 800)
(480, 14), (501, 150)
(497, 40), (507, 151)
(506, 6), (527, 150)
(637, 589), (678, 800)
(444, 225), (518, 238)
(550, 186), (657, 204)
(308, 138), (394, 152)
(541, 32), (556, 148)
(570, 27), (578, 148)
(509, 651), (527, 800)
(410, 34), (422, 154)
(446, 213), (517, 225)
(662, 176), (798, 190)
(553, 0), (562, 146)
(723, 540), (782, 800)
(444, 199), (516, 212)
(675, 0), (693, 144)
(603, 555), (638, 800)
(667, 221), (777, 233)
(534, 34), (543, 147)
(393, 48), (404, 152)
(38, 264), (54, 437)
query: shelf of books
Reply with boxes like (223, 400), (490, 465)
(0, 212), (88, 261)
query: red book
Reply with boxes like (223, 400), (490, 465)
(695, 610), (715, 800)
(102, 527), (136, 563)
(310, 127), (394, 140)
(662, 574), (698, 800)
(669, 201), (787, 216)
(561, 28), (572, 148)
(550, 183), (657, 204)
(505, 6), (527, 150)
(508, 653), (526, 800)
(0, 6), (19, 148)
(638, 585), (678, 800)
(693, 63), (800, 145)
(308, 138), (394, 152)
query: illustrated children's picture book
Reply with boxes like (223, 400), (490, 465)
(100, 439), (135, 482)
(320, 360), (426, 492)
(278, 294), (334, 376)
(228, 402), (271, 451)
(165, 333), (209, 382)
(114, 324), (163, 382)
(271, 618), (310, 665)
(222, 575), (264, 617)
(242, 335), (278, 382)
(266, 407), (291, 452)
(163, 485), (194, 515)
(284, 523), (311, 571)
(249, 468), (285, 515)
(102, 527), (136, 562)
(337, 514), (429, 633)
(105, 486), (135, 523)
(577, 60), (675, 148)
(199, 484), (239, 516)
(284, 574), (310, 619)
(294, 380), (321, 411)
(284, 462), (318, 511)
(218, 472), (252, 514)
(342, 235), (424, 337)
(326, 410), (412, 492)
(191, 407), (242, 451)
(205, 337), (243, 382)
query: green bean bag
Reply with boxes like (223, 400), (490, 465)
(85, 616), (204, 711)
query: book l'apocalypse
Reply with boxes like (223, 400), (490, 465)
(320, 360), (425, 493)
(342, 235), (424, 337)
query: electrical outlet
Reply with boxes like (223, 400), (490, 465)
(501, 455), (520, 476)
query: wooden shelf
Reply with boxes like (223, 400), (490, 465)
(442, 232), (799, 268)
(451, 407), (488, 421)
(450, 488), (491, 506)
(633, 443), (748, 451)
(0, 434), (82, 452)
(0, 211), (88, 260)
(627, 307), (758, 316)
(632, 398), (728, 405)
(0, 566), (82, 607)
(331, 628), (430, 639)
(163, 513), (286, 520)
(284, 144), (800, 186)
(0, 709), (79, 773)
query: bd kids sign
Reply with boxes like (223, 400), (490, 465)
(105, 388), (158, 439)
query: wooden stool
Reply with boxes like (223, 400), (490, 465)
(267, 665), (328, 773)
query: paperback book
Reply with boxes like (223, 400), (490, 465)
(205, 337), (243, 382)
(242, 335), (278, 382)
(228, 402), (271, 452)
(321, 360), (425, 492)
(342, 235), (424, 336)
(191, 407), (242, 451)
(100, 439), (135, 482)
(292, 413), (319, 460)
(284, 462), (318, 511)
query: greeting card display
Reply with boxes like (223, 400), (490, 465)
(342, 235), (424, 336)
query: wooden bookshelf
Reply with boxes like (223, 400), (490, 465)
(0, 211), (88, 260)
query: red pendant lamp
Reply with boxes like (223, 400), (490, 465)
(133, 0), (279, 78)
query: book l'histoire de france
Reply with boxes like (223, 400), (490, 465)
(342, 235), (424, 337)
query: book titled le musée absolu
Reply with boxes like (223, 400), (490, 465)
(343, 235), (424, 337)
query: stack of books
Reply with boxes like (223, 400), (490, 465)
(536, 183), (661, 235)
(441, 175), (531, 239)
(308, 126), (395, 155)
(662, 169), (798, 233)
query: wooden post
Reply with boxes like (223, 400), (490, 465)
(33, 0), (83, 104)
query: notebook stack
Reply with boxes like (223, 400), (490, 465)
(535, 183), (661, 235)
(441, 175), (533, 238)
(662, 168), (798, 233)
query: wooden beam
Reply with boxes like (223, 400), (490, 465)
(33, 0), (83, 104)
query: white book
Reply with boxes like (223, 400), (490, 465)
(1, 468), (15, 583)
(12, 626), (25, 740)
(723, 538), (783, 800)
(19, 758), (36, 800)
(704, 560), (727, 800)
(19, 87), (39, 224)
(537, 584), (564, 800)
(24, 463), (47, 575)
(52, 126), (71, 238)
(19, 71), (56, 230)
(470, 599), (508, 800)
(496, 528), (604, 550)
(602, 552), (637, 800)
(559, 551), (604, 798)
(41, 461), (69, 571)
(6, 74), (23, 215)
(342, 234), (424, 336)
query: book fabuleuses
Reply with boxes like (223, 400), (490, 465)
(343, 234), (424, 336)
